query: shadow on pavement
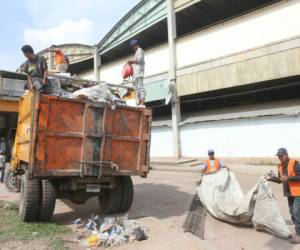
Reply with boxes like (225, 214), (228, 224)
(52, 183), (194, 226)
(52, 197), (101, 225)
(131, 183), (194, 220)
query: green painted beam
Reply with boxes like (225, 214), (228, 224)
(98, 0), (167, 55)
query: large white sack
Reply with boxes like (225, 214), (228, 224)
(252, 178), (291, 238)
(197, 169), (291, 238)
(71, 83), (115, 102)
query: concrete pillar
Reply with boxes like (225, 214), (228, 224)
(94, 47), (101, 81)
(48, 50), (53, 70)
(167, 0), (181, 159)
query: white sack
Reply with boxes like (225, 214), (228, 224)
(197, 169), (291, 238)
(71, 83), (115, 102)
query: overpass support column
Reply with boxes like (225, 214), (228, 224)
(167, 0), (181, 159)
(94, 48), (101, 81)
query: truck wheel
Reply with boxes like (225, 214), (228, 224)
(4, 166), (20, 193)
(119, 176), (134, 213)
(38, 180), (56, 221)
(98, 177), (122, 214)
(19, 172), (40, 222)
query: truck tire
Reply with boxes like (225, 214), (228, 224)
(4, 166), (20, 193)
(18, 172), (40, 222)
(119, 176), (134, 213)
(37, 180), (56, 221)
(98, 177), (122, 214)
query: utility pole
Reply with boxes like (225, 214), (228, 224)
(167, 0), (182, 159)
(94, 47), (101, 81)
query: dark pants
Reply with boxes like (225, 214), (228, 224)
(288, 197), (300, 236)
(0, 167), (4, 183)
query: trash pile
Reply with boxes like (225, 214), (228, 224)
(71, 82), (117, 102)
(75, 214), (148, 248)
(29, 74), (125, 105)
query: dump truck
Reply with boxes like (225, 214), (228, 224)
(7, 89), (152, 222)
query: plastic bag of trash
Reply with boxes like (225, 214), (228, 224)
(81, 233), (101, 248)
(252, 178), (291, 238)
(40, 77), (72, 97)
(197, 169), (291, 238)
(71, 82), (116, 102)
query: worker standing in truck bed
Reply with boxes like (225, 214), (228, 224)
(127, 39), (146, 106)
(49, 45), (69, 73)
(21, 45), (48, 91)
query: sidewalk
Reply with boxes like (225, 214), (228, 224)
(151, 157), (279, 167)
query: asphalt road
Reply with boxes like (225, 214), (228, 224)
(0, 165), (299, 250)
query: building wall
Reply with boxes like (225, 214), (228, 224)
(150, 114), (300, 158)
(151, 98), (300, 158)
(176, 0), (300, 95)
(177, 43), (300, 95)
(150, 126), (174, 157)
(176, 0), (300, 68)
(180, 115), (300, 158)
(96, 1), (300, 95)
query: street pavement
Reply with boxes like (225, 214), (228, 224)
(0, 164), (299, 250)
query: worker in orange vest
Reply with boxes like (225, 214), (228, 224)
(49, 45), (68, 73)
(201, 149), (226, 175)
(266, 148), (300, 244)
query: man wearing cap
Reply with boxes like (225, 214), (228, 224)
(201, 149), (226, 175)
(127, 39), (146, 106)
(266, 148), (300, 244)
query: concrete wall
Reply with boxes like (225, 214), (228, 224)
(150, 126), (174, 157)
(150, 115), (300, 158)
(176, 0), (300, 68)
(176, 0), (300, 95)
(96, 1), (300, 94)
(177, 43), (300, 96)
(180, 115), (300, 158)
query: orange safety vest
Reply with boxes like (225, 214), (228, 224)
(278, 159), (300, 197)
(205, 159), (220, 174)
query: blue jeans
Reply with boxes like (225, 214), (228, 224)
(288, 197), (300, 236)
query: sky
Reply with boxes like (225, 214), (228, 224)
(0, 0), (140, 71)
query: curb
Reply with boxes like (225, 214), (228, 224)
(150, 165), (201, 173)
(150, 165), (274, 176)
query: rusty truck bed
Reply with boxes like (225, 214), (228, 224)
(13, 92), (152, 178)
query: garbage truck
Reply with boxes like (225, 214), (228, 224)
(7, 83), (152, 222)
